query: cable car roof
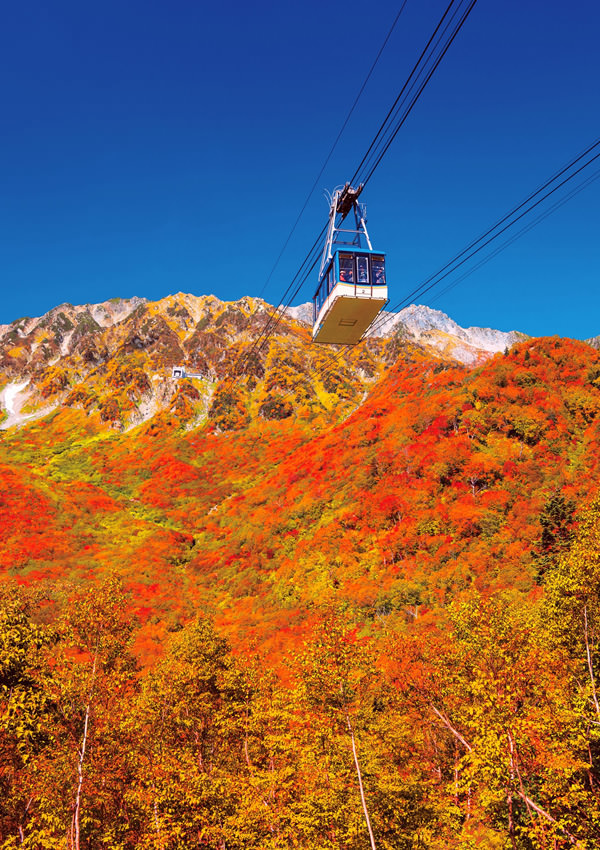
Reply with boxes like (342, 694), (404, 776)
(326, 246), (387, 258)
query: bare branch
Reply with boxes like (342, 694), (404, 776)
(430, 705), (472, 752)
(584, 605), (600, 721)
(432, 707), (584, 848)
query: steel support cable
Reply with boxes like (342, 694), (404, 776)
(299, 142), (600, 392)
(352, 11), (468, 190)
(234, 0), (478, 383)
(252, 232), (323, 341)
(429, 167), (600, 307)
(370, 140), (600, 326)
(352, 2), (470, 186)
(252, 228), (324, 342)
(308, 140), (600, 391)
(219, 225), (326, 393)
(348, 0), (470, 187)
(244, 0), (414, 353)
(221, 3), (410, 392)
(358, 0), (479, 189)
(248, 0), (479, 389)
(252, 255), (320, 357)
(255, 0), (410, 303)
(367, 134), (600, 327)
(224, 226), (326, 384)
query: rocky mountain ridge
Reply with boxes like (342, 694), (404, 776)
(287, 301), (527, 362)
(0, 292), (531, 432)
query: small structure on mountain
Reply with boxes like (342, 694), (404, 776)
(312, 183), (388, 345)
(171, 367), (212, 381)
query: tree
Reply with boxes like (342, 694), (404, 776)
(536, 493), (575, 578)
(544, 497), (600, 792)
(126, 618), (245, 848)
(402, 594), (599, 848)
(297, 613), (433, 849)
(23, 577), (138, 850)
(0, 591), (51, 847)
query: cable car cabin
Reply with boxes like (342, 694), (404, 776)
(312, 184), (388, 345)
(313, 250), (387, 344)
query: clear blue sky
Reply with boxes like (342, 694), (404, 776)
(1, 0), (598, 338)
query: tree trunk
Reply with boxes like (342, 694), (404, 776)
(346, 711), (377, 850)
(583, 605), (600, 720)
(432, 706), (584, 848)
(72, 649), (98, 850)
(73, 703), (90, 850)
(507, 733), (517, 850)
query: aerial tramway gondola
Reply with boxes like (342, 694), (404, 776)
(312, 183), (388, 345)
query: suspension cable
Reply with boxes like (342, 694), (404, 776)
(226, 0), (479, 390)
(306, 137), (600, 391)
(221, 3), (411, 391)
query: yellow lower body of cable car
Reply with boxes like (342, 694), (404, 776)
(313, 283), (388, 345)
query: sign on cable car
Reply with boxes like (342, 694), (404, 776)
(312, 183), (388, 345)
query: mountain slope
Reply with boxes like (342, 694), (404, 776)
(2, 297), (600, 847)
(1, 294), (525, 432)
(0, 293), (325, 431)
(288, 301), (527, 362)
(2, 314), (600, 656)
(2, 293), (599, 650)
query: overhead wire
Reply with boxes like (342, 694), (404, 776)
(429, 168), (600, 308)
(221, 2), (410, 391)
(371, 136), (600, 325)
(254, 0), (410, 303)
(228, 0), (480, 389)
(218, 229), (325, 394)
(350, 0), (477, 189)
(216, 4), (599, 414)
(306, 136), (600, 392)
(213, 0), (598, 414)
(268, 0), (478, 332)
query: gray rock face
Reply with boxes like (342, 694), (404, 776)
(374, 304), (527, 351)
(285, 303), (313, 325)
(287, 301), (527, 362)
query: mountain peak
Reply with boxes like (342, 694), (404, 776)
(374, 303), (527, 362)
(287, 301), (527, 363)
(0, 292), (529, 433)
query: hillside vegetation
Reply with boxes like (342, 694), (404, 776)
(1, 296), (600, 847)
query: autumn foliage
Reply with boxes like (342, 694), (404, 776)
(1, 331), (600, 846)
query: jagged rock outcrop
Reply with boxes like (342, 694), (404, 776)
(0, 292), (529, 432)
(288, 301), (527, 364)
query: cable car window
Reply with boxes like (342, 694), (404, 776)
(339, 254), (354, 283)
(328, 265), (334, 293)
(371, 256), (386, 284)
(357, 255), (369, 284)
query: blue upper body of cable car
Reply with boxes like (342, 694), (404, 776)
(312, 183), (388, 345)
